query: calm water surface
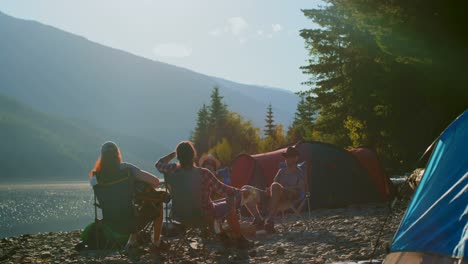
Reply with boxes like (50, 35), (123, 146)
(0, 182), (95, 238)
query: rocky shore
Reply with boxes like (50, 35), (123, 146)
(0, 202), (407, 263)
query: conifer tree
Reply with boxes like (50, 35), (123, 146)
(286, 93), (316, 143)
(208, 86), (228, 129)
(263, 103), (275, 138)
(207, 86), (228, 147)
(192, 104), (210, 154)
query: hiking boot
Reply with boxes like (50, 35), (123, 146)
(251, 218), (265, 230)
(264, 221), (276, 234)
(218, 233), (235, 248)
(236, 236), (254, 250)
(150, 240), (170, 252)
(74, 241), (87, 251)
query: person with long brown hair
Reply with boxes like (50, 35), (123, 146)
(89, 141), (166, 250)
(155, 141), (252, 249)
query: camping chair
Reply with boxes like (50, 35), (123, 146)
(162, 203), (222, 261)
(162, 173), (235, 258)
(273, 161), (311, 231)
(92, 171), (161, 250)
(92, 175), (137, 250)
(275, 190), (311, 231)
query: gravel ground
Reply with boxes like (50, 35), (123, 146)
(0, 201), (408, 264)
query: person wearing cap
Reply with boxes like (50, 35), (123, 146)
(155, 141), (252, 249)
(199, 154), (221, 174)
(199, 154), (225, 200)
(244, 146), (305, 233)
(89, 141), (167, 250)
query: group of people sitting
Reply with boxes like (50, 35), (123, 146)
(88, 140), (306, 251)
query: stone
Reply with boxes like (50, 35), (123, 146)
(40, 251), (52, 259)
(276, 247), (285, 255)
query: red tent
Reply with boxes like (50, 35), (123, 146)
(230, 141), (393, 209)
(348, 148), (394, 201)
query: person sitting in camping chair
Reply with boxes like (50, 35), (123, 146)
(88, 141), (167, 251)
(155, 141), (252, 249)
(244, 146), (305, 233)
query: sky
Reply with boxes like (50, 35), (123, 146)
(0, 0), (322, 93)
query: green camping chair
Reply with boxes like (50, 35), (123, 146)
(91, 170), (161, 250)
(92, 173), (138, 249)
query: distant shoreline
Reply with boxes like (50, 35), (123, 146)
(0, 181), (90, 189)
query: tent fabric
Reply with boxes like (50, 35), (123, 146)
(389, 110), (468, 260)
(230, 154), (257, 188)
(349, 148), (394, 201)
(230, 141), (391, 209)
(385, 252), (468, 264)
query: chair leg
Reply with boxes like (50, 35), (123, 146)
(290, 206), (310, 230)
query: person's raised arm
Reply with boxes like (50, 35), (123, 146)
(155, 152), (177, 174)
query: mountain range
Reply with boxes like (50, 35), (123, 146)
(0, 11), (299, 181)
(0, 94), (170, 182)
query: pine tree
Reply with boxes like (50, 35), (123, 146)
(208, 86), (228, 128)
(208, 86), (228, 147)
(263, 103), (275, 138)
(287, 93), (316, 142)
(192, 104), (210, 154)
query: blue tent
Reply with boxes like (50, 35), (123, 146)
(385, 110), (468, 263)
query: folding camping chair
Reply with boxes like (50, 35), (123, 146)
(162, 173), (235, 258)
(273, 161), (311, 231)
(92, 171), (161, 250)
(92, 174), (137, 250)
(275, 190), (311, 231)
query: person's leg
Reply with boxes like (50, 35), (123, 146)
(224, 202), (253, 249)
(152, 205), (164, 245)
(213, 199), (252, 249)
(265, 182), (284, 221)
(243, 189), (264, 227)
(213, 199), (242, 238)
(125, 233), (138, 250)
(225, 206), (242, 238)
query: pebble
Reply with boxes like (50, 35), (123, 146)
(40, 251), (52, 259)
(276, 246), (285, 255)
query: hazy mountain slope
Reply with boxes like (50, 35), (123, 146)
(212, 77), (299, 118)
(0, 94), (169, 182)
(0, 11), (298, 147)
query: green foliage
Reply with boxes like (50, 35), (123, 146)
(192, 104), (210, 154)
(192, 87), (261, 165)
(300, 0), (468, 172)
(208, 86), (229, 144)
(260, 124), (286, 153)
(222, 112), (260, 158)
(208, 138), (232, 165)
(263, 103), (275, 137)
(287, 92), (317, 143)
